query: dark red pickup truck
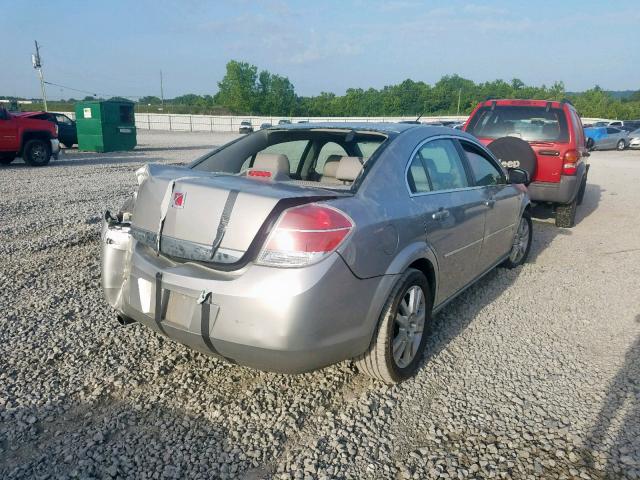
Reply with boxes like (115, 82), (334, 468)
(0, 106), (60, 166)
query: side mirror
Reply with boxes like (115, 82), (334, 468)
(586, 137), (595, 150)
(507, 168), (530, 185)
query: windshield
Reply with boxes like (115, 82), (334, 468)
(191, 129), (387, 189)
(467, 106), (570, 142)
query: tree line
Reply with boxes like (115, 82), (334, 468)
(204, 60), (640, 119)
(4, 60), (639, 119)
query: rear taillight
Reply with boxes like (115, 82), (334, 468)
(257, 203), (353, 267)
(562, 150), (580, 175)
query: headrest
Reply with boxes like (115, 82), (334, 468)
(322, 155), (342, 177)
(251, 153), (290, 180)
(336, 156), (363, 182)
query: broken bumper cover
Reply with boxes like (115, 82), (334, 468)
(101, 220), (391, 373)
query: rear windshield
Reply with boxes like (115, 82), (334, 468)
(191, 129), (387, 190)
(467, 106), (569, 142)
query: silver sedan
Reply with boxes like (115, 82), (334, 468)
(592, 127), (630, 151)
(101, 123), (532, 383)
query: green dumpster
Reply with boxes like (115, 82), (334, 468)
(75, 100), (137, 152)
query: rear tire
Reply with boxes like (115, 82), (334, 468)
(616, 139), (626, 151)
(356, 269), (432, 384)
(23, 139), (51, 166)
(555, 199), (577, 228)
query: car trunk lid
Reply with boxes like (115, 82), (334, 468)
(131, 164), (343, 266)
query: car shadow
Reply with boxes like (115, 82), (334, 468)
(0, 395), (245, 479)
(529, 183), (603, 227)
(583, 323), (640, 477)
(417, 217), (563, 372)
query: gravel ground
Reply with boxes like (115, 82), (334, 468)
(1, 131), (639, 479)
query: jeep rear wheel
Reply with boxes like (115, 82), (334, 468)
(356, 269), (432, 384)
(556, 199), (577, 228)
(23, 139), (51, 166)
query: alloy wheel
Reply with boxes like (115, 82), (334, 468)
(392, 285), (426, 368)
(509, 217), (530, 263)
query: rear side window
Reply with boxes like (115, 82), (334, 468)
(606, 127), (620, 135)
(460, 141), (505, 186)
(467, 106), (569, 142)
(407, 157), (431, 193)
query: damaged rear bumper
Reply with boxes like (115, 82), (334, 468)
(100, 219), (392, 373)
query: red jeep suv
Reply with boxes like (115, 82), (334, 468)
(464, 99), (589, 227)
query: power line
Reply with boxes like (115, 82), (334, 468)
(42, 80), (142, 100)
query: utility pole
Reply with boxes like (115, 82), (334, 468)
(160, 70), (164, 111)
(456, 88), (462, 116)
(32, 40), (48, 111)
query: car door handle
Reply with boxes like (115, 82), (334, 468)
(431, 209), (450, 221)
(484, 199), (496, 208)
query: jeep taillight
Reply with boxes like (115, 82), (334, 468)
(562, 150), (580, 175)
(256, 204), (353, 267)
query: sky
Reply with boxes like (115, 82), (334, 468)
(2, 0), (639, 100)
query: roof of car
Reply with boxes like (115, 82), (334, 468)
(266, 121), (430, 134)
(476, 99), (572, 110)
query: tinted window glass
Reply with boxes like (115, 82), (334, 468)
(417, 139), (468, 191)
(407, 157), (431, 193)
(606, 127), (620, 134)
(466, 106), (569, 142)
(461, 142), (504, 186)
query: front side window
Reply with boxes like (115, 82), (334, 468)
(416, 139), (469, 191)
(460, 141), (504, 186)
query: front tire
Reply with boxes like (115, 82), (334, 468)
(356, 269), (432, 384)
(23, 139), (51, 166)
(617, 139), (626, 151)
(502, 211), (533, 268)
